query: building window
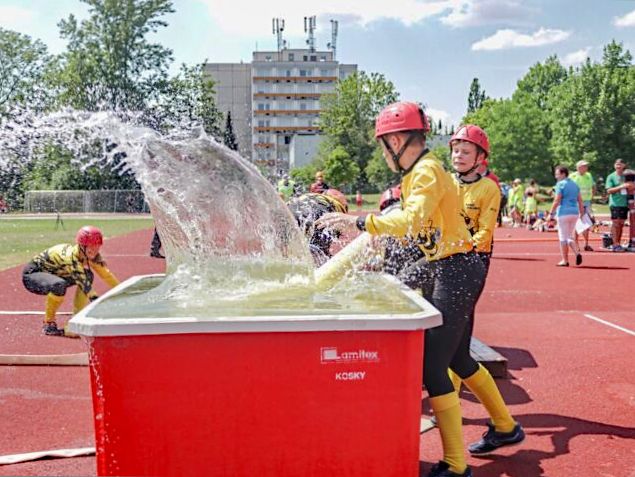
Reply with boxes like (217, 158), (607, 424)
(310, 55), (317, 61)
(320, 55), (327, 61)
(300, 103), (307, 111)
(286, 70), (291, 77)
(257, 120), (265, 127)
(299, 70), (307, 77)
(303, 55), (308, 61)
(320, 69), (329, 77)
(288, 53), (294, 61)
(265, 55), (272, 62)
(257, 103), (265, 110)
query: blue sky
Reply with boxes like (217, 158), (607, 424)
(1, 0), (634, 126)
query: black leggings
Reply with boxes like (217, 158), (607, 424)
(22, 262), (74, 297)
(399, 253), (486, 397)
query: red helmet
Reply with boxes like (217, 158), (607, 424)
(76, 226), (103, 247)
(375, 102), (431, 138)
(379, 184), (401, 211)
(449, 124), (490, 156)
(324, 189), (348, 213)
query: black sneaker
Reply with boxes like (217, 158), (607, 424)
(42, 322), (65, 336)
(150, 250), (165, 259)
(468, 422), (525, 455)
(428, 461), (472, 477)
(575, 253), (583, 266)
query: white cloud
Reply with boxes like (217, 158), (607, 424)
(440, 0), (535, 28)
(198, 0), (453, 38)
(614, 9), (635, 27)
(472, 28), (571, 51)
(0, 5), (35, 31)
(425, 107), (451, 125)
(562, 47), (591, 67)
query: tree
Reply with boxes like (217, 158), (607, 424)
(145, 63), (223, 138)
(549, 41), (635, 173)
(323, 146), (360, 190)
(55, 0), (174, 111)
(223, 111), (238, 151)
(464, 97), (555, 184)
(364, 147), (397, 191)
(318, 71), (398, 189)
(0, 28), (53, 116)
(467, 77), (488, 113)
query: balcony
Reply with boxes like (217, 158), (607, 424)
(252, 76), (338, 83)
(254, 126), (320, 133)
(254, 110), (320, 116)
(254, 143), (275, 149)
(253, 92), (323, 99)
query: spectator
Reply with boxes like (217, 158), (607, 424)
(0, 195), (7, 213)
(624, 169), (635, 252)
(570, 159), (596, 251)
(605, 159), (630, 252)
(309, 171), (330, 194)
(498, 181), (510, 227)
(524, 179), (538, 198)
(277, 174), (298, 201)
(508, 179), (525, 227)
(546, 165), (584, 266)
(524, 190), (538, 228)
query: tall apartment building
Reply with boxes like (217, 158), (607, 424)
(205, 49), (356, 172)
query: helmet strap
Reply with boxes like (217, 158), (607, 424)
(381, 132), (417, 173)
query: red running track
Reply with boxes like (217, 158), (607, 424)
(1, 227), (634, 476)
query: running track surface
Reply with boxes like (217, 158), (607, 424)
(0, 227), (633, 477)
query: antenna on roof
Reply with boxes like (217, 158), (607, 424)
(272, 18), (285, 59)
(304, 15), (316, 53)
(327, 19), (338, 59)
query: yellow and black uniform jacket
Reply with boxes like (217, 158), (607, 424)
(453, 175), (501, 253)
(364, 152), (473, 261)
(31, 244), (119, 299)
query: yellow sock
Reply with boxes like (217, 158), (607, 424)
(44, 293), (65, 323)
(73, 288), (89, 314)
(463, 364), (515, 433)
(429, 392), (466, 474)
(448, 369), (462, 394)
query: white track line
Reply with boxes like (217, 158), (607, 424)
(583, 313), (635, 337)
(0, 311), (72, 316)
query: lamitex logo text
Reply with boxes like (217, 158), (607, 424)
(320, 347), (380, 364)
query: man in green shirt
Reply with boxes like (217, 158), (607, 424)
(605, 159), (631, 252)
(570, 159), (596, 251)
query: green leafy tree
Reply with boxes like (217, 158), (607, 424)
(549, 41), (635, 173)
(323, 145), (360, 191)
(465, 97), (554, 183)
(223, 111), (238, 151)
(55, 0), (174, 111)
(22, 144), (138, 191)
(0, 28), (54, 115)
(364, 147), (397, 191)
(145, 63), (222, 137)
(467, 77), (488, 113)
(318, 71), (398, 189)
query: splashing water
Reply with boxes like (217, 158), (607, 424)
(1, 109), (315, 305)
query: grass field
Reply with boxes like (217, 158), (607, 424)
(0, 216), (154, 271)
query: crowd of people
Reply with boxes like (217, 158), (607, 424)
(494, 158), (635, 256)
